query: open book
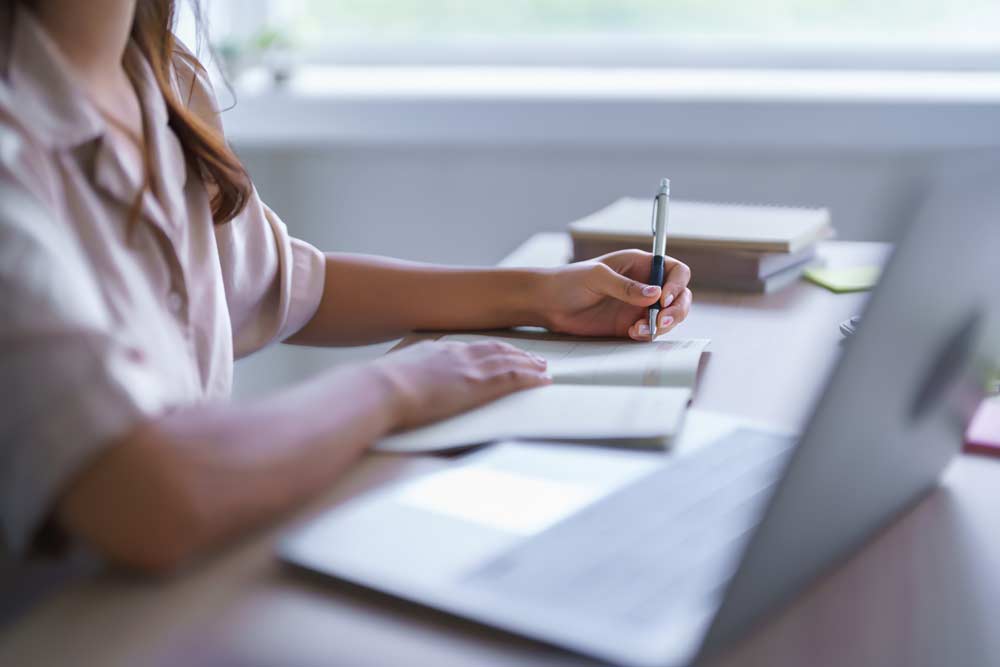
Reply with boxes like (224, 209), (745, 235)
(374, 334), (710, 454)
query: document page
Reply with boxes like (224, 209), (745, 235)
(374, 384), (692, 454)
(442, 334), (710, 389)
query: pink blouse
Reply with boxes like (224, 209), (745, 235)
(0, 11), (326, 556)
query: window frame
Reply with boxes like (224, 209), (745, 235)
(296, 36), (1000, 72)
(208, 0), (1000, 74)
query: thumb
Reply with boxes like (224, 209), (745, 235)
(593, 264), (660, 307)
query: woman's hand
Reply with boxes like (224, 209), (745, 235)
(373, 339), (552, 431)
(537, 249), (692, 341)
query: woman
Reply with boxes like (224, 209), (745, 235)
(0, 0), (691, 572)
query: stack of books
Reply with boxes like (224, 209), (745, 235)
(569, 198), (834, 293)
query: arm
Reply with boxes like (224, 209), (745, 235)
(55, 339), (549, 573)
(56, 364), (392, 573)
(288, 250), (693, 346)
(56, 248), (691, 571)
(288, 253), (547, 346)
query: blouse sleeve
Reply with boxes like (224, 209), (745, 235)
(0, 176), (168, 557)
(215, 194), (327, 357)
(172, 51), (326, 358)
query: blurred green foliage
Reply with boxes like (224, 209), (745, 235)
(286, 0), (1000, 42)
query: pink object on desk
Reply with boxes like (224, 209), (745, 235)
(965, 397), (1000, 458)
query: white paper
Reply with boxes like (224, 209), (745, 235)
(375, 384), (692, 454)
(442, 334), (710, 389)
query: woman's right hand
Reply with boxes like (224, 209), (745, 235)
(372, 339), (552, 432)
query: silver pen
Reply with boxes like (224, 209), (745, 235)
(647, 178), (670, 340)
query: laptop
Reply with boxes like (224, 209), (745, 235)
(280, 155), (1000, 667)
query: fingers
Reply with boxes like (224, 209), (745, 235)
(475, 352), (547, 375)
(660, 260), (691, 309)
(465, 352), (552, 403)
(658, 287), (692, 332)
(590, 264), (661, 307)
(465, 339), (548, 366)
(464, 339), (523, 358)
(462, 341), (550, 390)
(625, 287), (693, 340)
(595, 248), (648, 272)
(627, 319), (651, 341)
(382, 340), (554, 431)
(595, 252), (690, 310)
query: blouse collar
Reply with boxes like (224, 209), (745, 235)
(1, 8), (170, 151)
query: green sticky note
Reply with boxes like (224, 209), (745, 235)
(803, 265), (881, 293)
(987, 365), (1000, 394)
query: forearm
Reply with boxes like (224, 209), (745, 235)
(57, 363), (397, 572)
(288, 253), (549, 346)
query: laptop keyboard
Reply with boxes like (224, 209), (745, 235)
(466, 429), (795, 627)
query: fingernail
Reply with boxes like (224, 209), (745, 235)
(637, 323), (650, 335)
(541, 373), (553, 383)
(662, 292), (674, 307)
(530, 353), (547, 366)
(642, 285), (659, 297)
(660, 315), (674, 329)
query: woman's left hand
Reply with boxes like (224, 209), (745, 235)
(537, 250), (692, 341)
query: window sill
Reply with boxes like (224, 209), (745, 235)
(222, 66), (1000, 151)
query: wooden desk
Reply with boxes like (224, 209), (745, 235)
(3, 236), (999, 667)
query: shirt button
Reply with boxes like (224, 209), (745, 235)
(166, 290), (184, 314)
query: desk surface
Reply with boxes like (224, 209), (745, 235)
(3, 236), (999, 667)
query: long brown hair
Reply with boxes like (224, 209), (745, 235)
(129, 0), (251, 224)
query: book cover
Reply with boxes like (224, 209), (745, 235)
(571, 237), (818, 281)
(569, 198), (833, 254)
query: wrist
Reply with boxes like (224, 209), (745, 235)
(341, 362), (406, 435)
(502, 267), (553, 329)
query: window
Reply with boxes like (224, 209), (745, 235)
(212, 0), (1000, 71)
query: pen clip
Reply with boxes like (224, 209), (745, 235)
(650, 195), (659, 236)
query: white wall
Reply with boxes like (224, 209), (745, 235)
(238, 144), (943, 264)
